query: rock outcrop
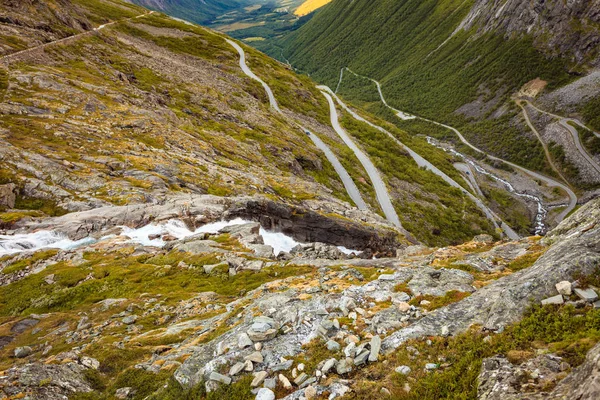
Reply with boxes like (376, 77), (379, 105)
(459, 0), (600, 64)
(382, 198), (600, 351)
(19, 194), (406, 253)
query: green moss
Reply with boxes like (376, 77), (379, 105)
(0, 250), (314, 316)
(408, 290), (471, 311)
(0, 69), (8, 97)
(133, 133), (166, 150)
(271, 183), (316, 201)
(116, 21), (234, 63)
(133, 67), (165, 91)
(2, 249), (58, 275)
(293, 338), (343, 376)
(393, 281), (413, 295)
(0, 210), (43, 227)
(148, 375), (254, 400)
(506, 252), (544, 272)
(0, 35), (28, 51)
(14, 197), (68, 217)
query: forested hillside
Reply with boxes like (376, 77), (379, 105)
(129, 0), (247, 24)
(280, 0), (600, 175)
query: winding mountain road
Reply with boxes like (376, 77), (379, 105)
(339, 68), (577, 223)
(225, 40), (369, 212)
(518, 102), (571, 184)
(521, 100), (600, 175)
(0, 12), (153, 63)
(320, 90), (402, 228)
(454, 163), (484, 198)
(319, 86), (520, 240)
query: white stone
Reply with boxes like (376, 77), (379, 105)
(278, 374), (292, 389)
(541, 294), (564, 305)
(255, 388), (275, 400)
(229, 362), (245, 376)
(251, 371), (268, 387)
(395, 365), (411, 375)
(80, 356), (100, 370)
(245, 351), (264, 363)
(305, 385), (317, 399)
(368, 335), (381, 362)
(574, 288), (599, 302)
(555, 281), (572, 296)
(238, 333), (253, 349)
(322, 358), (337, 373)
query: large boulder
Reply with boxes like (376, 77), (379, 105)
(0, 362), (92, 399)
(0, 183), (17, 208)
(477, 354), (569, 399)
(547, 342), (600, 399)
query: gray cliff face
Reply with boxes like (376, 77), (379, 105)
(459, 0), (600, 64)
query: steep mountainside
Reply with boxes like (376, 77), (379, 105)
(0, 0), (508, 247)
(1, 1), (600, 400)
(128, 0), (247, 24)
(280, 0), (600, 190)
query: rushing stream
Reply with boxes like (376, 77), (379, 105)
(427, 137), (547, 235)
(0, 219), (360, 257)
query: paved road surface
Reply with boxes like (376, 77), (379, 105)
(320, 86), (520, 240)
(518, 102), (571, 184)
(522, 100), (600, 175)
(321, 90), (402, 228)
(336, 69), (577, 223)
(1, 12), (153, 62)
(226, 40), (368, 211)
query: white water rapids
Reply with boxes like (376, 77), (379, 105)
(0, 219), (359, 257)
(426, 137), (548, 235)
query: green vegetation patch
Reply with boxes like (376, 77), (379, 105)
(348, 304), (600, 399)
(0, 249), (313, 316)
(71, 0), (144, 24)
(1, 249), (58, 275)
(581, 95), (600, 132)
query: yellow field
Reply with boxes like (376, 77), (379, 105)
(294, 0), (333, 16)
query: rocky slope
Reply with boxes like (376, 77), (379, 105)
(457, 0), (600, 65)
(0, 193), (598, 400)
(0, 0), (505, 246)
(1, 1), (600, 399)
